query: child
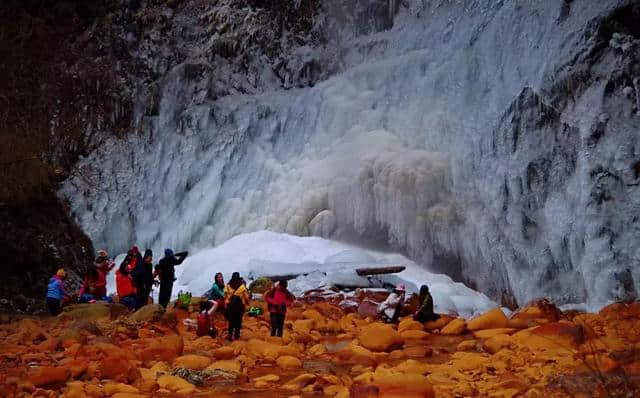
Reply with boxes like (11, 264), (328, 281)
(47, 269), (69, 316)
(264, 280), (295, 337)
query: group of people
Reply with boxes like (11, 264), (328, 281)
(45, 247), (189, 315)
(377, 283), (440, 324)
(46, 246), (437, 339)
(198, 272), (295, 341)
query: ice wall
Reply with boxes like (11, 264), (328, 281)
(60, 0), (640, 308)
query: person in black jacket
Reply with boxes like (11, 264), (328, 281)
(154, 248), (188, 308)
(134, 249), (154, 309)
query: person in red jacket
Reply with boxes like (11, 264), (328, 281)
(264, 280), (295, 337)
(116, 260), (137, 310)
(94, 249), (115, 298)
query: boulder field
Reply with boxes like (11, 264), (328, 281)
(1, 297), (639, 397)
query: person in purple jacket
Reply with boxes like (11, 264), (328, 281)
(46, 268), (70, 316)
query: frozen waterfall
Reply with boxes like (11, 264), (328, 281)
(61, 0), (640, 309)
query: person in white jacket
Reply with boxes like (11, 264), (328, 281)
(377, 284), (406, 323)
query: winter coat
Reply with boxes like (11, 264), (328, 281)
(378, 292), (403, 319)
(224, 283), (250, 307)
(116, 270), (137, 297)
(207, 283), (225, 301)
(265, 287), (295, 315)
(155, 251), (188, 283)
(416, 292), (435, 318)
(133, 260), (154, 291)
(47, 275), (68, 300)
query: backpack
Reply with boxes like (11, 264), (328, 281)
(177, 291), (192, 309)
(196, 311), (216, 337)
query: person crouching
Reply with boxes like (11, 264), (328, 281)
(116, 261), (137, 310)
(265, 280), (295, 337)
(377, 284), (406, 323)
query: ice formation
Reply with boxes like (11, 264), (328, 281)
(61, 0), (640, 308)
(173, 231), (496, 318)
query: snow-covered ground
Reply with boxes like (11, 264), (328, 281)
(171, 231), (495, 318)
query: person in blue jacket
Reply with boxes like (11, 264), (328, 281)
(47, 268), (69, 316)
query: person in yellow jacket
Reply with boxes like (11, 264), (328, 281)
(224, 272), (250, 341)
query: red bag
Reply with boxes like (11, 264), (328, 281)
(196, 312), (209, 337)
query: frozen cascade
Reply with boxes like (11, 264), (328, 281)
(61, 0), (640, 309)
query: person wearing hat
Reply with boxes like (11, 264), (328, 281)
(94, 249), (115, 299)
(154, 248), (188, 308)
(377, 284), (406, 323)
(46, 269), (70, 316)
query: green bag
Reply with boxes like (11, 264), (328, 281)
(247, 306), (262, 317)
(177, 291), (192, 309)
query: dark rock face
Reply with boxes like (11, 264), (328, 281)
(0, 191), (94, 311)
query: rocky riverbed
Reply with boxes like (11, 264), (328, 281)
(1, 293), (639, 398)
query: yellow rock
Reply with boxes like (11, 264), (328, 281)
(253, 374), (280, 384)
(449, 352), (491, 371)
(441, 318), (466, 335)
(283, 373), (317, 391)
(156, 375), (195, 392)
(84, 384), (104, 398)
(292, 319), (315, 334)
(212, 346), (236, 359)
(358, 323), (402, 352)
(103, 382), (139, 395)
(400, 330), (429, 340)
(483, 334), (512, 354)
(467, 308), (509, 331)
(111, 394), (149, 398)
(308, 343), (327, 356)
(276, 355), (302, 369)
(398, 319), (424, 333)
(472, 328), (516, 339)
(423, 315), (454, 331)
(456, 340), (478, 351)
(173, 355), (212, 370)
(302, 309), (324, 324)
(324, 385), (349, 397)
(206, 359), (242, 373)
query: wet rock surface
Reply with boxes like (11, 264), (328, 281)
(1, 296), (640, 397)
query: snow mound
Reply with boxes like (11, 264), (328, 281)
(170, 230), (496, 317)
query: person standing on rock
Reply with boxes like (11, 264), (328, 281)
(413, 285), (439, 323)
(94, 249), (115, 299)
(377, 284), (406, 323)
(154, 249), (189, 308)
(224, 272), (250, 341)
(46, 268), (69, 316)
(133, 249), (154, 309)
(265, 280), (295, 337)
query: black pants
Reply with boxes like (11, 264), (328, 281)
(270, 313), (285, 337)
(47, 298), (61, 316)
(159, 281), (173, 308)
(136, 286), (151, 309)
(414, 311), (440, 323)
(227, 308), (244, 340)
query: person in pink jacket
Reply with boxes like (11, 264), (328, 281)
(264, 280), (295, 337)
